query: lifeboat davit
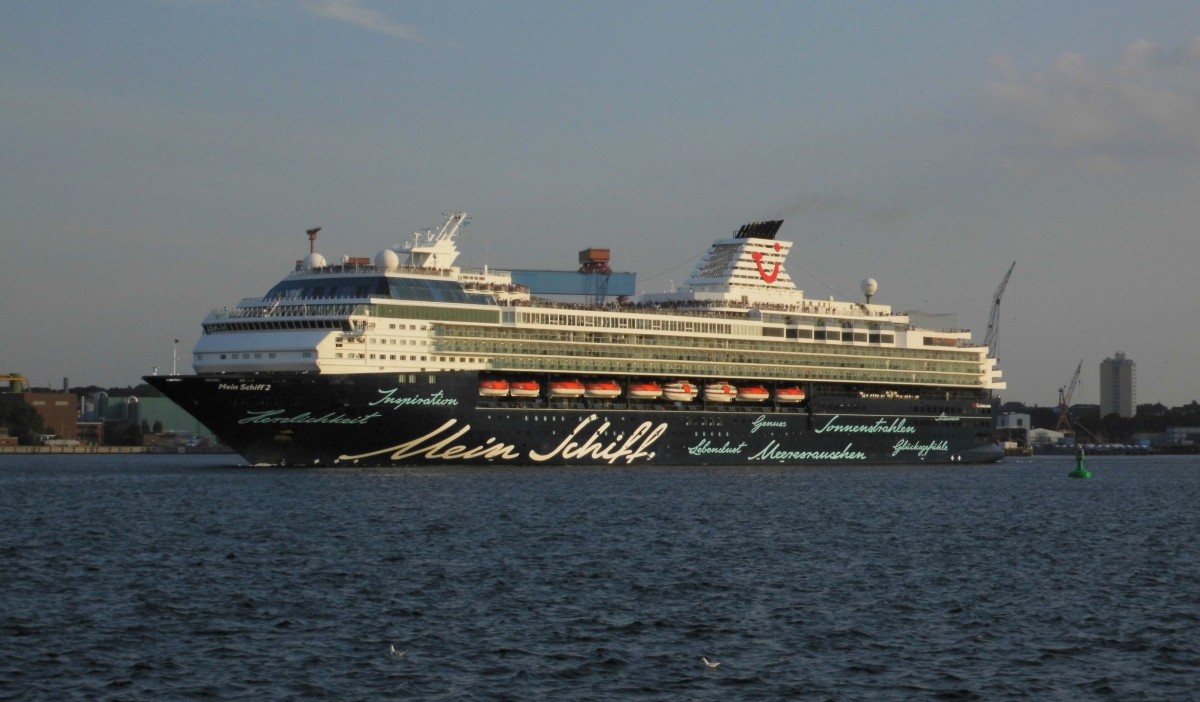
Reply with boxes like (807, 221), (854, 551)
(548, 379), (586, 398)
(585, 380), (622, 399)
(509, 380), (540, 398)
(479, 379), (510, 397)
(662, 381), (698, 402)
(775, 386), (806, 403)
(736, 385), (770, 402)
(628, 381), (663, 400)
(704, 382), (736, 403)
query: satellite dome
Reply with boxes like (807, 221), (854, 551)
(303, 252), (327, 270)
(375, 249), (400, 271)
(861, 278), (878, 303)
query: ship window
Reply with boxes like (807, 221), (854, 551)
(382, 277), (497, 305)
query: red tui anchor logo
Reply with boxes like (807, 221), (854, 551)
(751, 243), (783, 283)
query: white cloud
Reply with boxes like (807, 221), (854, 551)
(988, 37), (1200, 173)
(300, 0), (428, 43)
(1121, 38), (1159, 68)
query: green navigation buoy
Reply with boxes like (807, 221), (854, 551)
(1069, 446), (1092, 479)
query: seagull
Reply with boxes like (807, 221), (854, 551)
(389, 644), (406, 658)
(701, 657), (720, 669)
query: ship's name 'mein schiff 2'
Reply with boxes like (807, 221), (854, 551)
(146, 211), (1007, 466)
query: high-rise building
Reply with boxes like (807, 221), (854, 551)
(1100, 351), (1136, 418)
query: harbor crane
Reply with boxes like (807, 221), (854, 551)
(984, 261), (1016, 359)
(1055, 359), (1083, 435)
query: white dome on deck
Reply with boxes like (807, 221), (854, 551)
(861, 278), (878, 303)
(303, 253), (327, 270)
(375, 249), (400, 271)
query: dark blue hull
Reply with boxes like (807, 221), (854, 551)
(145, 372), (1004, 467)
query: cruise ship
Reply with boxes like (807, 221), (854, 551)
(146, 212), (1006, 466)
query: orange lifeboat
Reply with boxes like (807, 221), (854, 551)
(628, 381), (663, 400)
(662, 381), (698, 402)
(548, 379), (586, 398)
(509, 380), (540, 398)
(479, 379), (510, 397)
(585, 380), (622, 399)
(775, 386), (806, 403)
(736, 385), (770, 402)
(704, 382), (736, 403)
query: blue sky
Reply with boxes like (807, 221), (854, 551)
(3, 1), (1199, 407)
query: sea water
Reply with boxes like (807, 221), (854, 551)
(2, 454), (1198, 700)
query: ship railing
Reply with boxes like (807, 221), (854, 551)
(501, 297), (908, 325)
(208, 302), (370, 320)
(461, 281), (530, 294)
(286, 264), (457, 278)
(459, 266), (514, 278)
(237, 294), (370, 306)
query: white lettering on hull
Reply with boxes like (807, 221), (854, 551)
(750, 415), (787, 434)
(239, 409), (382, 425)
(339, 419), (521, 462)
(528, 414), (666, 464)
(687, 439), (748, 456)
(219, 383), (272, 391)
(369, 388), (459, 408)
(338, 414), (668, 465)
(232, 398), (958, 464)
(815, 415), (917, 434)
(891, 439), (950, 457)
(748, 440), (868, 461)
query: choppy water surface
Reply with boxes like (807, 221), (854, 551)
(2, 455), (1199, 700)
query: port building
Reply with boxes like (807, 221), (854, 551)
(1099, 352), (1136, 419)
